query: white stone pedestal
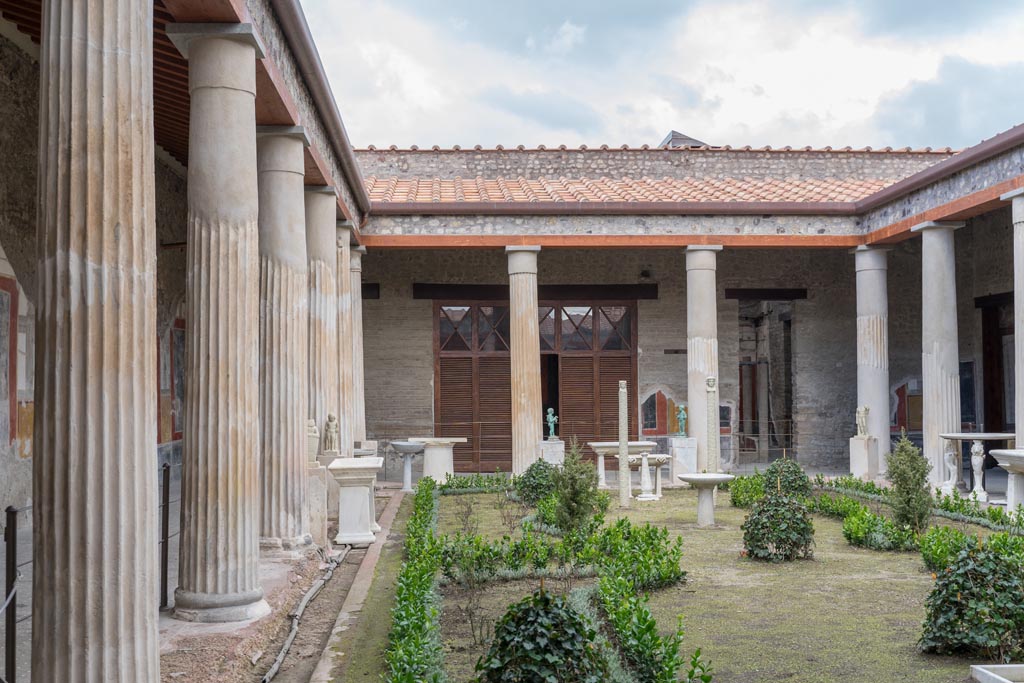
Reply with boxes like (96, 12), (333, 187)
(355, 447), (381, 533)
(540, 439), (565, 465)
(409, 437), (467, 482)
(307, 464), (330, 547)
(392, 441), (425, 493)
(992, 449), (1024, 510)
(668, 436), (698, 487)
(319, 450), (341, 520)
(849, 436), (879, 480)
(329, 457), (383, 547)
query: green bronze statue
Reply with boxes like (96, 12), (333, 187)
(546, 407), (559, 439)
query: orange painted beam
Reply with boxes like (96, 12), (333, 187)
(160, 0), (247, 22)
(864, 174), (1024, 245)
(359, 233), (861, 249)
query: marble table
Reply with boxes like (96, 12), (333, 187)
(609, 452), (671, 500)
(407, 437), (468, 482)
(588, 441), (658, 489)
(391, 440), (426, 493)
(940, 432), (1015, 502)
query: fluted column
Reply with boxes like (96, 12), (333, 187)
(854, 246), (892, 460)
(351, 246), (368, 443)
(306, 187), (340, 453)
(33, 0), (159, 677)
(912, 221), (964, 488)
(997, 189), (1024, 507)
(507, 246), (543, 474)
(686, 246), (722, 473)
(257, 127), (311, 550)
(336, 223), (354, 456)
(168, 24), (269, 623)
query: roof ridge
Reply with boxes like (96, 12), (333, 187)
(359, 144), (957, 155)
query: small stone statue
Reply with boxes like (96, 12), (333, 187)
(306, 418), (320, 462)
(940, 442), (958, 494)
(323, 413), (340, 453)
(676, 405), (688, 437)
(855, 406), (869, 437)
(546, 408), (558, 439)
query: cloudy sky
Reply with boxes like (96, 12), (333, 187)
(303, 0), (1024, 150)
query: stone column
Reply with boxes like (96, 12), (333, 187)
(169, 24), (268, 623)
(854, 246), (892, 459)
(256, 127), (311, 550)
(336, 222), (354, 457)
(686, 246), (723, 473)
(507, 246), (543, 474)
(33, 0), (159, 677)
(350, 245), (368, 444)
(912, 221), (964, 488)
(997, 189), (1024, 507)
(306, 187), (340, 453)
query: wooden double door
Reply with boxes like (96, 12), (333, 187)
(435, 300), (638, 472)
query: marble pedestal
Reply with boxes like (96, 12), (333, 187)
(409, 437), (468, 482)
(307, 464), (330, 547)
(588, 441), (657, 489)
(329, 456), (383, 547)
(318, 450), (341, 521)
(392, 441), (425, 493)
(849, 435), (879, 480)
(678, 473), (735, 527)
(992, 449), (1024, 510)
(540, 439), (565, 465)
(668, 436), (698, 487)
(355, 447), (381, 533)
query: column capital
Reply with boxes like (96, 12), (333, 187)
(685, 245), (721, 271)
(686, 245), (723, 252)
(507, 245), (541, 275)
(256, 125), (310, 146)
(256, 129), (306, 176)
(910, 220), (965, 233)
(166, 22), (266, 59)
(852, 245), (891, 272)
(336, 220), (355, 245)
(350, 245), (366, 271)
(305, 185), (337, 197)
(1000, 188), (1024, 202)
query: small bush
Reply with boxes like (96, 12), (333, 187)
(515, 459), (557, 505)
(599, 575), (687, 683)
(842, 507), (917, 551)
(551, 440), (603, 533)
(886, 435), (932, 535)
(807, 493), (866, 520)
(536, 493), (559, 527)
(741, 495), (814, 562)
(729, 472), (765, 508)
(919, 545), (1024, 662)
(985, 532), (1024, 565)
(475, 589), (608, 683)
(593, 518), (686, 591)
(440, 471), (510, 493)
(763, 458), (812, 500)
(919, 525), (975, 572)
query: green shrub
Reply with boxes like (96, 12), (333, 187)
(594, 518), (686, 591)
(741, 495), (814, 562)
(551, 440), (603, 533)
(933, 489), (983, 518)
(919, 525), (975, 572)
(763, 458), (812, 499)
(985, 532), (1024, 566)
(886, 435), (932, 534)
(729, 472), (765, 508)
(475, 589), (608, 683)
(515, 459), (557, 505)
(599, 575), (687, 683)
(536, 492), (559, 527)
(815, 473), (890, 498)
(920, 544), (1024, 662)
(807, 493), (867, 520)
(440, 471), (510, 493)
(841, 507), (917, 551)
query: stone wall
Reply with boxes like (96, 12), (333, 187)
(357, 148), (951, 183)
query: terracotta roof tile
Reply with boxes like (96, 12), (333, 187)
(364, 176), (892, 205)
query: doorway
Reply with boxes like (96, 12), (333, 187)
(736, 299), (794, 465)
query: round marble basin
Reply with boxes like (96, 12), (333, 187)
(391, 441), (425, 493)
(677, 472), (735, 489)
(391, 441), (425, 456)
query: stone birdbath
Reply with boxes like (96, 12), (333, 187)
(677, 472), (735, 527)
(391, 440), (425, 493)
(406, 437), (468, 482)
(588, 441), (657, 489)
(991, 448), (1024, 510)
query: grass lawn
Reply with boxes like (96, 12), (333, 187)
(437, 489), (979, 683)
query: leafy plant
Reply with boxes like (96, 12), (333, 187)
(886, 434), (932, 535)
(763, 458), (812, 500)
(441, 471), (511, 494)
(841, 507), (917, 552)
(807, 492), (866, 520)
(741, 494), (814, 562)
(514, 459), (558, 505)
(729, 472), (765, 508)
(599, 575), (687, 683)
(919, 525), (975, 573)
(933, 488), (983, 518)
(536, 493), (559, 527)
(474, 589), (608, 683)
(551, 439), (603, 533)
(594, 518), (686, 591)
(920, 544), (1024, 662)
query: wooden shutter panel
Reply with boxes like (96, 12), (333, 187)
(478, 356), (512, 473)
(560, 356), (597, 458)
(597, 356), (637, 442)
(437, 356), (475, 471)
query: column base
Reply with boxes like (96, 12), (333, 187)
(172, 588), (271, 623)
(335, 530), (376, 547)
(260, 533), (313, 552)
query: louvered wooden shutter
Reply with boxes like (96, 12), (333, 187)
(560, 356), (597, 458)
(478, 356), (512, 473)
(596, 356), (637, 442)
(437, 356), (475, 471)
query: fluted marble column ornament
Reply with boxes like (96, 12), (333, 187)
(257, 126), (312, 550)
(350, 246), (368, 443)
(854, 246), (892, 460)
(996, 188), (1024, 507)
(306, 187), (341, 454)
(33, 0), (159, 677)
(686, 246), (723, 473)
(168, 22), (270, 622)
(507, 246), (543, 474)
(336, 222), (355, 456)
(618, 380), (630, 508)
(911, 221), (964, 488)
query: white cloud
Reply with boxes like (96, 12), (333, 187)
(543, 20), (586, 55)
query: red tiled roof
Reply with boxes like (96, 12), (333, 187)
(365, 176), (892, 204)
